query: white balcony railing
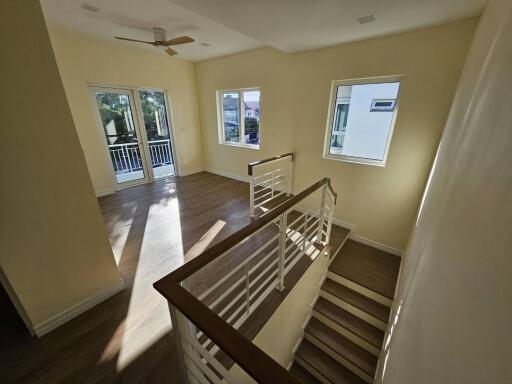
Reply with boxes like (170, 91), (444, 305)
(108, 139), (173, 175)
(248, 153), (294, 217)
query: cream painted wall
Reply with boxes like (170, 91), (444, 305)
(0, 1), (122, 329)
(196, 19), (479, 250)
(47, 29), (204, 194)
(377, 0), (512, 382)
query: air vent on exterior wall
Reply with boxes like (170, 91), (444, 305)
(370, 99), (396, 112)
(357, 15), (375, 24)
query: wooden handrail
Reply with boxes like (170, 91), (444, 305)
(156, 177), (330, 284)
(154, 177), (334, 384)
(326, 181), (338, 205)
(155, 282), (301, 384)
(247, 152), (294, 176)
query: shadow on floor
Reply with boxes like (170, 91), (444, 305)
(0, 173), (254, 384)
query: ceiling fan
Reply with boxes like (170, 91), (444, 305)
(115, 27), (194, 56)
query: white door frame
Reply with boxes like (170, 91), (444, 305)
(133, 87), (180, 181)
(89, 84), (179, 190)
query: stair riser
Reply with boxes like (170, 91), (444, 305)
(295, 356), (333, 384)
(304, 334), (374, 383)
(312, 311), (381, 356)
(320, 291), (387, 331)
(327, 271), (393, 307)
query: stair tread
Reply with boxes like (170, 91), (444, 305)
(306, 317), (378, 377)
(322, 278), (390, 323)
(290, 362), (322, 384)
(329, 239), (400, 299)
(296, 339), (366, 384)
(315, 297), (384, 349)
(328, 224), (351, 253)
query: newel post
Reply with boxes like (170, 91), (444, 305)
(317, 183), (327, 244)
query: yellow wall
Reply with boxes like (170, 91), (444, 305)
(196, 18), (478, 250)
(48, 30), (204, 194)
(378, 0), (512, 382)
(0, 1), (122, 329)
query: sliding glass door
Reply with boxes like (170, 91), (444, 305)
(91, 86), (176, 188)
(138, 90), (175, 179)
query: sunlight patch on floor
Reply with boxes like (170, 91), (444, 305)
(184, 220), (226, 262)
(116, 198), (184, 371)
(107, 205), (138, 265)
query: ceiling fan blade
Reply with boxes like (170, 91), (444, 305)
(161, 36), (194, 46)
(115, 37), (156, 45)
(165, 47), (178, 56)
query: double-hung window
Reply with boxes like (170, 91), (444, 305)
(324, 76), (402, 166)
(218, 88), (260, 149)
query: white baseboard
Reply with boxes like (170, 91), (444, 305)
(206, 168), (250, 183)
(179, 167), (205, 177)
(95, 188), (115, 197)
(349, 233), (403, 257)
(331, 217), (356, 231)
(289, 207), (402, 256)
(33, 279), (125, 337)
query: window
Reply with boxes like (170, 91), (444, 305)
(218, 88), (260, 148)
(324, 77), (402, 166)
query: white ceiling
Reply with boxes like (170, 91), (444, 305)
(41, 0), (487, 61)
(40, 0), (263, 61)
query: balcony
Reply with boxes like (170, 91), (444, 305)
(108, 139), (175, 183)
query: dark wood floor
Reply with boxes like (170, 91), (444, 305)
(329, 239), (401, 299)
(0, 172), (259, 384)
(0, 172), (349, 384)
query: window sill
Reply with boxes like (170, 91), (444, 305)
(220, 142), (260, 150)
(323, 153), (386, 167)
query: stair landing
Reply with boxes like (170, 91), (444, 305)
(329, 239), (401, 299)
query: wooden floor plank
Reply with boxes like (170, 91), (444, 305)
(329, 240), (400, 299)
(0, 172), (346, 384)
(0, 173), (271, 384)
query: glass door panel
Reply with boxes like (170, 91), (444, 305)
(93, 88), (149, 186)
(138, 90), (176, 179)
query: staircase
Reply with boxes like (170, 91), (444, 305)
(290, 239), (401, 383)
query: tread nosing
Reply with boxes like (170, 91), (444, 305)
(295, 356), (332, 384)
(327, 269), (395, 300)
(313, 306), (382, 349)
(322, 279), (390, 323)
(296, 340), (368, 384)
(305, 325), (376, 377)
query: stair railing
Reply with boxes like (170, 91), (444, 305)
(248, 153), (294, 217)
(154, 177), (337, 384)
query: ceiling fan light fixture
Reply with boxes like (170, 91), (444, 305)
(153, 27), (167, 42)
(114, 28), (194, 57)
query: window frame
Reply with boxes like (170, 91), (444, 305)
(323, 76), (403, 167)
(217, 87), (261, 150)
